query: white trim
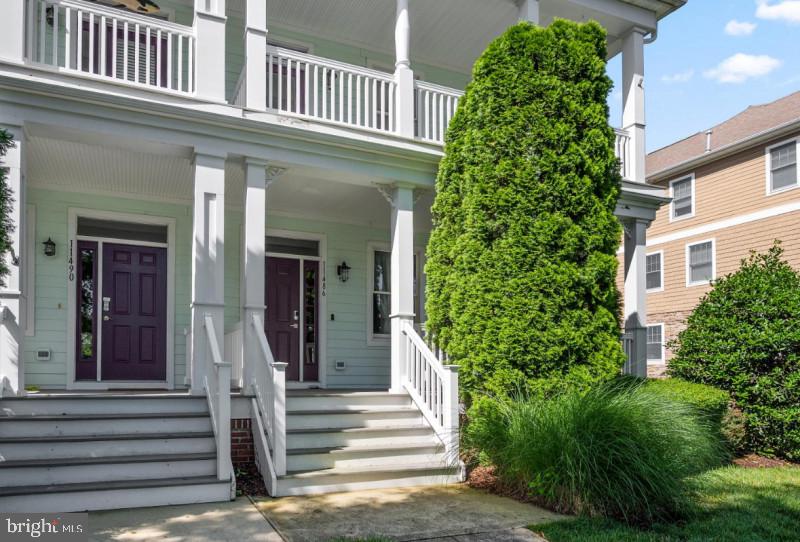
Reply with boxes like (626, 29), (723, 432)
(366, 242), (391, 347)
(645, 249), (664, 293)
(24, 204), (36, 336)
(645, 201), (800, 248)
(669, 174), (695, 222)
(265, 228), (327, 388)
(266, 36), (314, 55)
(66, 208), (176, 390)
(646, 322), (665, 365)
(685, 238), (716, 287)
(765, 136), (800, 196)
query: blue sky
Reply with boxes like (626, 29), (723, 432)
(606, 0), (800, 152)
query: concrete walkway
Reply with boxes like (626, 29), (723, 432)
(254, 485), (563, 542)
(88, 497), (283, 542)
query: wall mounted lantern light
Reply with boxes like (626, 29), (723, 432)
(336, 261), (351, 283)
(43, 237), (56, 257)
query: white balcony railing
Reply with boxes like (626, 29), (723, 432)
(27, 0), (195, 94)
(258, 45), (398, 133)
(415, 81), (462, 145)
(615, 128), (631, 180)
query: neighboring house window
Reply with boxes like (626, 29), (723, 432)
(686, 240), (715, 286)
(768, 140), (799, 193)
(670, 175), (694, 219)
(646, 324), (664, 363)
(646, 252), (663, 291)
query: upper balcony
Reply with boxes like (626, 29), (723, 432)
(13, 0), (680, 179)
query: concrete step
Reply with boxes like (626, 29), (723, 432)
(0, 395), (207, 416)
(0, 476), (232, 513)
(276, 463), (462, 497)
(286, 424), (437, 450)
(286, 442), (445, 471)
(0, 453), (217, 486)
(0, 412), (213, 438)
(286, 407), (423, 431)
(286, 391), (411, 412)
(0, 432), (216, 461)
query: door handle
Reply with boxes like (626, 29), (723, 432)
(288, 323), (299, 329)
(103, 315), (112, 321)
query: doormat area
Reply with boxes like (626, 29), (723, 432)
(254, 484), (565, 542)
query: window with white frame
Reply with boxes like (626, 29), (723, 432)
(768, 140), (799, 193)
(646, 324), (664, 363)
(646, 252), (663, 291)
(687, 240), (714, 285)
(368, 247), (421, 343)
(670, 176), (694, 219)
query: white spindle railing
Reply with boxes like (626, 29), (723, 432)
(414, 81), (462, 144)
(265, 45), (397, 133)
(621, 331), (635, 374)
(28, 0), (195, 94)
(400, 321), (459, 461)
(615, 128), (631, 180)
(202, 314), (233, 484)
(224, 321), (244, 389)
(0, 306), (23, 398)
(250, 313), (287, 488)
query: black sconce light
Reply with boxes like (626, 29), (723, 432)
(43, 237), (56, 257)
(336, 261), (351, 283)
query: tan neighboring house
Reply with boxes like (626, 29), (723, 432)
(630, 91), (800, 376)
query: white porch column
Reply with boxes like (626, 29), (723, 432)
(190, 150), (227, 394)
(0, 126), (26, 396)
(622, 218), (648, 378)
(622, 28), (647, 184)
(394, 0), (415, 138)
(243, 0), (268, 110)
(389, 185), (415, 393)
(0, 0), (26, 63)
(518, 0), (540, 24)
(194, 0), (227, 102)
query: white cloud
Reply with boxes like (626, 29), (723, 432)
(724, 19), (757, 36)
(756, 0), (800, 24)
(704, 53), (782, 84)
(661, 69), (695, 83)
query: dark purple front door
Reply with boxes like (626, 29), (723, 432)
(266, 257), (301, 381)
(100, 243), (167, 381)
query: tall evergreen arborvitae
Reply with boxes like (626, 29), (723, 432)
(425, 21), (624, 399)
(0, 130), (14, 288)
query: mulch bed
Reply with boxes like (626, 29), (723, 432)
(733, 454), (797, 469)
(235, 463), (268, 497)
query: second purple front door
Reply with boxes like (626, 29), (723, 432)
(101, 243), (168, 381)
(266, 257), (301, 381)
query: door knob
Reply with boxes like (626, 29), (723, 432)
(288, 323), (299, 329)
(103, 315), (112, 321)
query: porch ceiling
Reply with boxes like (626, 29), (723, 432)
(227, 0), (681, 73)
(25, 135), (435, 232)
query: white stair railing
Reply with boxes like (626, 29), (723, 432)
(414, 81), (463, 144)
(223, 321), (244, 389)
(0, 306), (23, 398)
(27, 0), (196, 94)
(250, 313), (287, 490)
(202, 314), (232, 484)
(400, 321), (459, 462)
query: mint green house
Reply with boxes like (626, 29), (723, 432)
(0, 0), (679, 512)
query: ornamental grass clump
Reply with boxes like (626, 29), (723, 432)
(465, 380), (725, 525)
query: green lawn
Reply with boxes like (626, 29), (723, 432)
(531, 466), (800, 542)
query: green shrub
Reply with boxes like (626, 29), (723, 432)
(465, 380), (725, 525)
(0, 129), (15, 287)
(425, 20), (624, 399)
(645, 378), (730, 426)
(668, 243), (800, 460)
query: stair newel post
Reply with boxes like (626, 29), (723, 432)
(217, 362), (232, 481)
(272, 361), (288, 476)
(442, 365), (460, 462)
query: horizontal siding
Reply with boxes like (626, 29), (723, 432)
(25, 188), (427, 390)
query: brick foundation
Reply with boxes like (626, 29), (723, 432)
(231, 418), (255, 467)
